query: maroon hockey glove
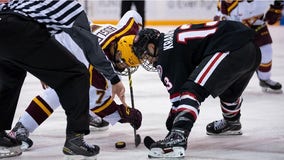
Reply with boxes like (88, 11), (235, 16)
(118, 105), (142, 130)
(213, 15), (221, 21)
(265, 4), (283, 25)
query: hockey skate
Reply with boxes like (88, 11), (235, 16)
(148, 129), (188, 158)
(118, 105), (142, 130)
(63, 133), (100, 160)
(10, 122), (33, 151)
(259, 79), (282, 94)
(206, 119), (242, 135)
(89, 116), (109, 131)
(0, 131), (22, 158)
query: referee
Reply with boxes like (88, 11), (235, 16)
(0, 0), (125, 159)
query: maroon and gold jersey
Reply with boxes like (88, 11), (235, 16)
(88, 10), (142, 90)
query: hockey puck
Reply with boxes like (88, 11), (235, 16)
(115, 141), (126, 149)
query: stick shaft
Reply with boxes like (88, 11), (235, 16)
(127, 68), (138, 145)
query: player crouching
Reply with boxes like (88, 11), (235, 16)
(132, 20), (261, 158)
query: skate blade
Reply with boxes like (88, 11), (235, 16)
(261, 87), (283, 94)
(21, 142), (30, 151)
(63, 155), (97, 160)
(0, 146), (22, 158)
(148, 147), (185, 158)
(206, 130), (242, 136)
(21, 139), (33, 151)
(89, 126), (109, 132)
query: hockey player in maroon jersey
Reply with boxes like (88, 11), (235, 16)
(10, 10), (143, 151)
(214, 0), (283, 93)
(132, 20), (261, 158)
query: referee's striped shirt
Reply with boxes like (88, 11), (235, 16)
(0, 0), (84, 35)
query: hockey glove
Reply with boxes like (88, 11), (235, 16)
(118, 105), (142, 130)
(213, 15), (221, 21)
(265, 4), (283, 25)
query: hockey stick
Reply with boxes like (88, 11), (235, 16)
(127, 68), (141, 147)
(144, 136), (155, 150)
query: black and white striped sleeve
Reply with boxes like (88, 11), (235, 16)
(5, 0), (84, 34)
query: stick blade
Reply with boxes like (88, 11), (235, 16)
(135, 134), (141, 147)
(144, 136), (155, 150)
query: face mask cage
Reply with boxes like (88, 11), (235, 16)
(117, 65), (139, 76)
(139, 50), (158, 72)
(133, 43), (158, 72)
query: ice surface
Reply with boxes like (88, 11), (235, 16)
(6, 26), (284, 160)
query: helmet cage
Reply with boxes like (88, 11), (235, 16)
(139, 54), (158, 72)
(117, 65), (139, 76)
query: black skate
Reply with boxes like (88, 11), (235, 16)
(89, 116), (109, 131)
(63, 133), (99, 160)
(10, 122), (33, 151)
(206, 119), (242, 135)
(259, 79), (282, 94)
(0, 131), (22, 158)
(148, 129), (188, 158)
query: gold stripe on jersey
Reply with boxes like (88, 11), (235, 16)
(100, 18), (135, 50)
(92, 96), (113, 113)
(227, 1), (238, 14)
(217, 0), (221, 10)
(33, 97), (52, 116)
(89, 64), (93, 84)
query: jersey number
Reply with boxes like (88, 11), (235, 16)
(163, 21), (219, 91)
(177, 21), (218, 44)
(164, 77), (173, 90)
(96, 90), (105, 104)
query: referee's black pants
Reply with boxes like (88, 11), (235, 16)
(0, 14), (90, 135)
(121, 0), (145, 27)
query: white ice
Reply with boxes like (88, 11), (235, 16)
(6, 26), (284, 160)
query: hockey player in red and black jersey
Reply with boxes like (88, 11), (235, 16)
(132, 21), (261, 158)
(215, 0), (283, 93)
